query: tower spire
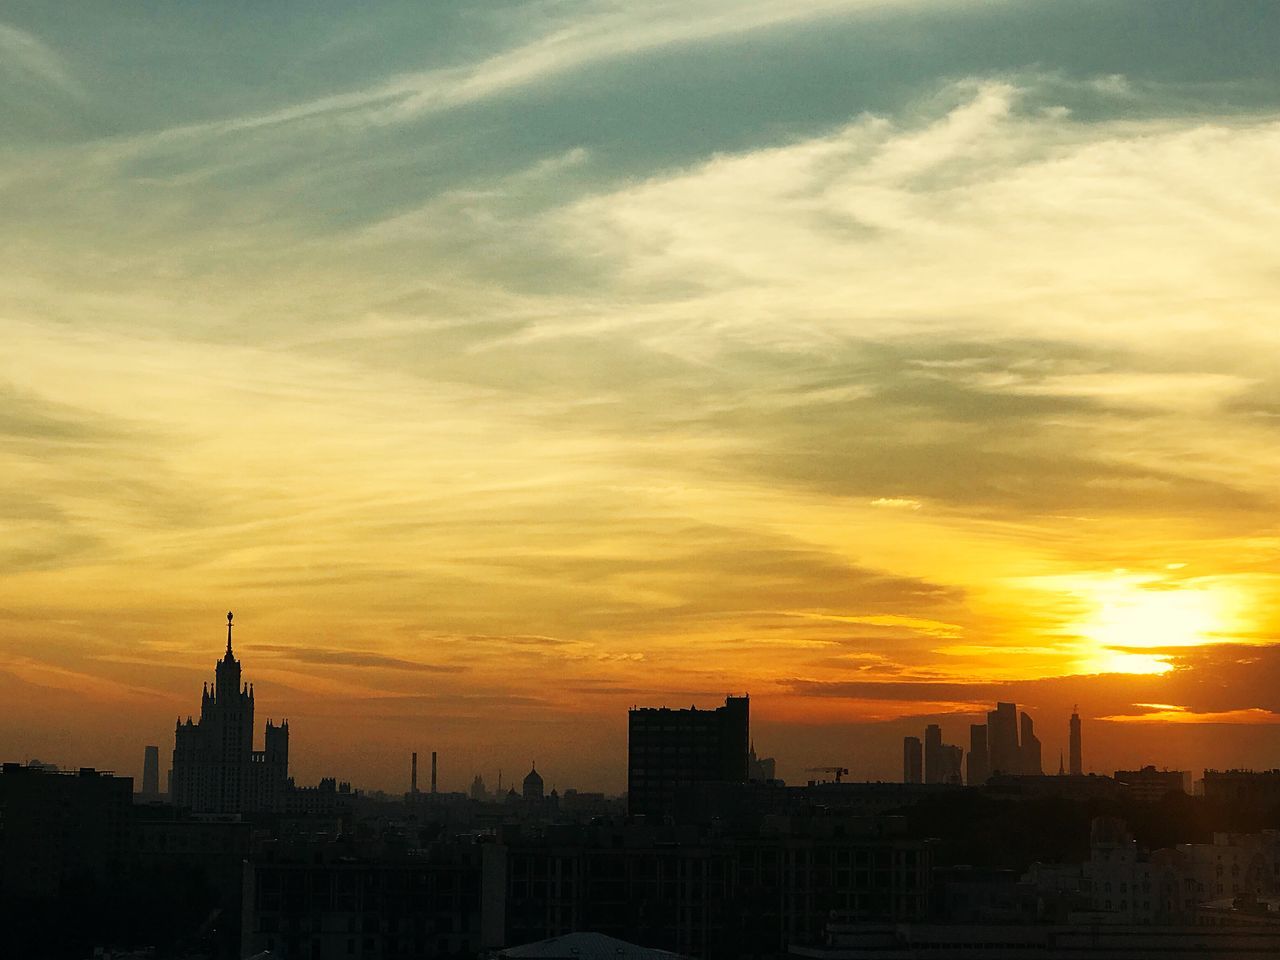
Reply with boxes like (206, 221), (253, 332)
(225, 611), (234, 659)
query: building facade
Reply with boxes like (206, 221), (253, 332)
(627, 696), (749, 819)
(903, 737), (923, 785)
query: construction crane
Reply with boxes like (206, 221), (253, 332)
(805, 766), (850, 784)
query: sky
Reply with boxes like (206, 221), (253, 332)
(3, 0), (1280, 794)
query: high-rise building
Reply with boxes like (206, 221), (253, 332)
(1069, 706), (1083, 775)
(627, 695), (749, 818)
(987, 702), (1019, 776)
(142, 744), (160, 797)
(967, 724), (989, 786)
(1019, 711), (1043, 776)
(937, 744), (964, 785)
(0, 763), (133, 900)
(924, 724), (943, 784)
(171, 612), (289, 814)
(903, 736), (923, 784)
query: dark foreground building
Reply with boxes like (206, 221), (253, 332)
(627, 695), (749, 819)
(241, 837), (506, 959)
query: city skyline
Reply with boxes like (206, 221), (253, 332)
(4, 2), (1280, 793)
(11, 616), (1266, 797)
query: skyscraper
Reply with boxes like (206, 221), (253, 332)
(924, 724), (943, 784)
(967, 724), (989, 786)
(938, 744), (964, 784)
(171, 612), (289, 814)
(987, 702), (1019, 776)
(1069, 706), (1083, 775)
(142, 745), (160, 797)
(627, 695), (749, 818)
(903, 736), (923, 784)
(1019, 711), (1043, 776)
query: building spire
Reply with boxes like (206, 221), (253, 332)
(225, 610), (234, 659)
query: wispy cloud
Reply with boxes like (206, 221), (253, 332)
(249, 644), (467, 673)
(0, 23), (81, 98)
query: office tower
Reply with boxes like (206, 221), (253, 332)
(1069, 706), (1083, 775)
(967, 724), (989, 786)
(903, 736), (923, 784)
(171, 612), (289, 814)
(938, 744), (964, 785)
(924, 724), (944, 784)
(987, 702), (1019, 776)
(627, 695), (749, 818)
(1019, 711), (1043, 775)
(142, 745), (160, 796)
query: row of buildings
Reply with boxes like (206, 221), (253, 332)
(904, 703), (1082, 786)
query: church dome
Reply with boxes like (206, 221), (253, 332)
(522, 763), (544, 800)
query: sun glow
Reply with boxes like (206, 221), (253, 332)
(1073, 574), (1240, 675)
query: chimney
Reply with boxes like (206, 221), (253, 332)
(431, 751), (438, 794)
(411, 752), (418, 795)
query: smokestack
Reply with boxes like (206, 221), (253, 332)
(411, 752), (418, 795)
(431, 751), (438, 794)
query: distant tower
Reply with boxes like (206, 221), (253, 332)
(903, 736), (923, 784)
(1069, 706), (1083, 775)
(987, 702), (1019, 776)
(924, 724), (944, 784)
(412, 752), (419, 795)
(967, 724), (989, 786)
(1019, 711), (1043, 775)
(431, 751), (438, 794)
(142, 745), (160, 796)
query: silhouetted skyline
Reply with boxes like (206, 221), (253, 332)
(4, 0), (1280, 802)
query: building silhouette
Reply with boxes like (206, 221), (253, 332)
(0, 763), (132, 901)
(141, 744), (160, 797)
(1069, 706), (1083, 775)
(967, 724), (989, 786)
(1114, 766), (1188, 803)
(920, 724), (963, 785)
(627, 695), (749, 818)
(171, 612), (289, 814)
(747, 742), (777, 782)
(1019, 711), (1043, 776)
(903, 736), (923, 784)
(923, 724), (943, 784)
(522, 763), (544, 802)
(986, 702), (1019, 776)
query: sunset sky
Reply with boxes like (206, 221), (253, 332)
(3, 0), (1280, 794)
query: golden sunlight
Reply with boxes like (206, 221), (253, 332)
(1073, 574), (1239, 675)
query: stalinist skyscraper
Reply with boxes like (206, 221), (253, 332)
(171, 612), (289, 813)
